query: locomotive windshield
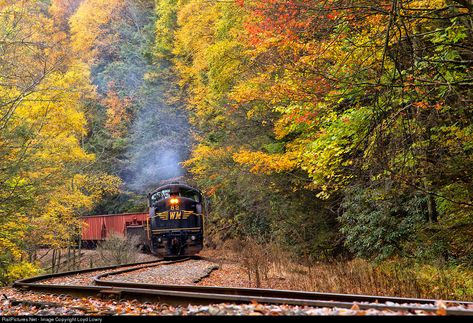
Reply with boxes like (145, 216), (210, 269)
(150, 189), (170, 205)
(149, 184), (201, 206)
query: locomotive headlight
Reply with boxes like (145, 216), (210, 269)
(191, 235), (196, 241)
(170, 198), (179, 205)
(157, 237), (162, 243)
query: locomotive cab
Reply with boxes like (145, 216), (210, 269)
(147, 183), (204, 257)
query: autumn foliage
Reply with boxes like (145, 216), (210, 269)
(0, 0), (121, 283)
(167, 0), (473, 264)
(1, 0), (472, 284)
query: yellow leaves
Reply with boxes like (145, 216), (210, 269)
(231, 73), (271, 105)
(4, 261), (40, 283)
(172, 0), (219, 99)
(0, 0), (129, 283)
(73, 173), (123, 203)
(0, 217), (28, 261)
(0, 238), (22, 260)
(233, 150), (298, 175)
(408, 0), (448, 11)
(183, 145), (233, 176)
(1, 0), (102, 255)
(70, 0), (125, 62)
(32, 173), (121, 249)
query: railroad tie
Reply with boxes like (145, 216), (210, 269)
(99, 289), (123, 300)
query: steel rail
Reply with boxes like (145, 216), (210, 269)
(96, 280), (473, 307)
(13, 259), (473, 316)
(93, 269), (473, 315)
(13, 259), (165, 284)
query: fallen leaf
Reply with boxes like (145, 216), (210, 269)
(351, 303), (360, 310)
(436, 307), (447, 316)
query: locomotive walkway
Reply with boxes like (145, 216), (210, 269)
(7, 258), (473, 316)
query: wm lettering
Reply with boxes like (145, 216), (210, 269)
(169, 211), (182, 220)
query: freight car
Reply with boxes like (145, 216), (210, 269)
(81, 182), (205, 258)
(81, 212), (149, 248)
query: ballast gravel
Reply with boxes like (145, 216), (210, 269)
(101, 259), (219, 285)
(35, 259), (218, 287)
(1, 288), (468, 316)
(36, 262), (162, 286)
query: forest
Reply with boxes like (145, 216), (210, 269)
(0, 0), (472, 293)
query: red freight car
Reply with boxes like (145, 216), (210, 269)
(81, 213), (148, 247)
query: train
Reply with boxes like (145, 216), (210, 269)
(81, 182), (205, 258)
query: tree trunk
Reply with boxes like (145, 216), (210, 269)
(51, 249), (56, 273)
(255, 265), (261, 288)
(67, 246), (71, 271)
(427, 193), (438, 223)
(57, 249), (62, 273)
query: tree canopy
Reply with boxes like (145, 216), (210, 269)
(0, 0), (472, 283)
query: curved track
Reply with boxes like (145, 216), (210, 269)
(13, 259), (473, 315)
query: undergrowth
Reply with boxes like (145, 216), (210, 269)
(227, 239), (473, 301)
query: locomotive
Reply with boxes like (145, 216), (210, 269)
(146, 182), (205, 257)
(81, 182), (205, 258)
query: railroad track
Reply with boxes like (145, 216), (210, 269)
(13, 258), (473, 315)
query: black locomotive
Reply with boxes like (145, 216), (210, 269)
(146, 182), (204, 257)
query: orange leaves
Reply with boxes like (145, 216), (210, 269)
(103, 83), (131, 138)
(413, 101), (429, 109)
(206, 186), (218, 196)
(436, 301), (447, 315)
(49, 0), (82, 27)
(413, 101), (443, 110)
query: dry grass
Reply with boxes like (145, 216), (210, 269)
(222, 239), (473, 301)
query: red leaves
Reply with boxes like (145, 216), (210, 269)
(295, 111), (319, 125)
(243, 0), (316, 45)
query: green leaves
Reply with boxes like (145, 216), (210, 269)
(340, 184), (427, 261)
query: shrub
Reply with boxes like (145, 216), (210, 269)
(96, 232), (140, 266)
(339, 183), (427, 261)
(3, 261), (41, 285)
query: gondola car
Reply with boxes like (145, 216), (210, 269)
(147, 182), (204, 257)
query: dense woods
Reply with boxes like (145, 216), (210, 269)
(1, 0), (472, 289)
